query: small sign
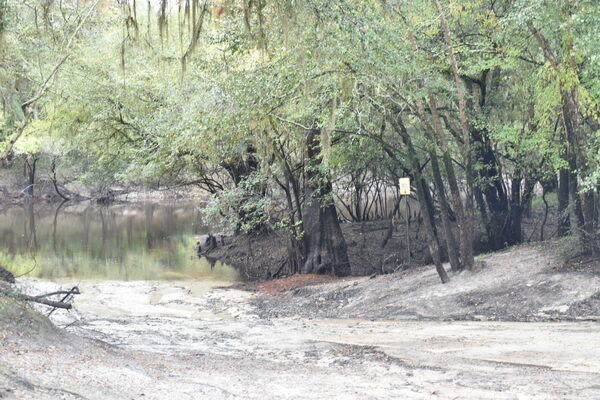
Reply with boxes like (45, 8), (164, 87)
(399, 177), (411, 195)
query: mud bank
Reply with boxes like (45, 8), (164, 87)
(251, 242), (600, 322)
(205, 220), (431, 279)
(203, 208), (556, 281)
(1, 276), (600, 400)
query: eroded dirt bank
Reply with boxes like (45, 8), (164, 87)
(251, 242), (600, 322)
(1, 243), (599, 399)
(204, 220), (432, 279)
(203, 211), (553, 280)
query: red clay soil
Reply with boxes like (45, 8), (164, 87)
(234, 274), (359, 295)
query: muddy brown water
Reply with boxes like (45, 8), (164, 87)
(0, 201), (244, 283)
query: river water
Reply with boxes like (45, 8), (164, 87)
(0, 201), (244, 283)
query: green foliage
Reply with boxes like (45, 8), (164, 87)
(202, 172), (273, 234)
(0, 0), (598, 250)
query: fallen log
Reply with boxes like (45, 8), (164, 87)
(22, 295), (73, 309)
(48, 287), (80, 316)
(0, 283), (78, 310)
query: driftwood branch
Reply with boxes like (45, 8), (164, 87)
(34, 288), (80, 299)
(48, 286), (80, 316)
(0, 283), (79, 310)
(24, 295), (73, 310)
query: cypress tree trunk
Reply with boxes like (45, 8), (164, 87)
(301, 128), (351, 276)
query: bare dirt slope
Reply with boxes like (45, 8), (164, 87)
(252, 241), (600, 321)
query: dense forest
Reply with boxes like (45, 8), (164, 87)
(0, 0), (598, 283)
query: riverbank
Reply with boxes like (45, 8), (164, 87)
(203, 204), (556, 280)
(249, 240), (600, 322)
(1, 241), (599, 399)
(0, 168), (209, 204)
(205, 220), (432, 279)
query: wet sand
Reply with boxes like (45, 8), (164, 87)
(1, 277), (599, 399)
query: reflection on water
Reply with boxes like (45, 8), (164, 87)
(0, 201), (244, 282)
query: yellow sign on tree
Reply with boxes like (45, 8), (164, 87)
(399, 177), (411, 195)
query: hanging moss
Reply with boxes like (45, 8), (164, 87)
(256, 0), (267, 53)
(340, 76), (356, 102)
(181, 3), (209, 77)
(0, 0), (7, 38)
(146, 0), (151, 39)
(243, 0), (253, 41)
(321, 96), (337, 166)
(124, 3), (139, 41)
(158, 0), (168, 42)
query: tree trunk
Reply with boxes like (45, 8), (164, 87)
(406, 28), (459, 272)
(279, 172), (304, 274)
(50, 159), (71, 201)
(1, 112), (32, 166)
(581, 191), (598, 253)
(431, 157), (462, 271)
(414, 177), (450, 283)
(557, 168), (570, 236)
(474, 186), (491, 240)
(390, 116), (449, 283)
(301, 128), (351, 276)
(24, 157), (37, 198)
(567, 154), (585, 235)
(437, 6), (475, 270)
(426, 147), (461, 272)
(428, 96), (464, 270)
(471, 126), (515, 250)
(528, 20), (597, 252)
(510, 176), (523, 243)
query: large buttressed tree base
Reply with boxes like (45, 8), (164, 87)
(301, 129), (351, 276)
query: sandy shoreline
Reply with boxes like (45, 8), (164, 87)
(2, 266), (600, 399)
